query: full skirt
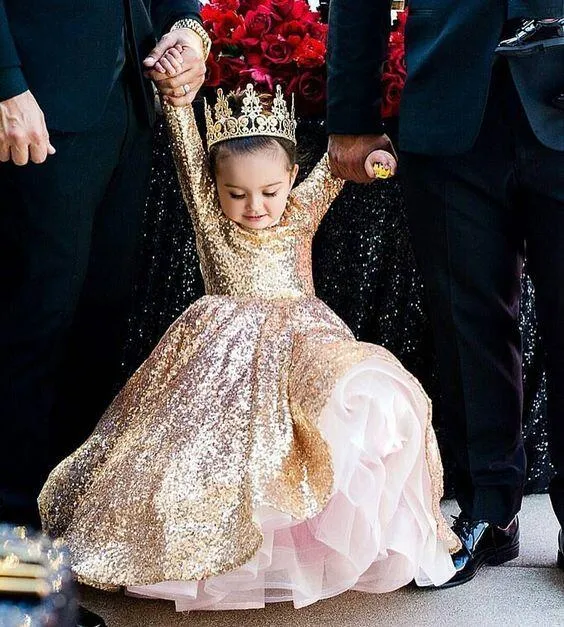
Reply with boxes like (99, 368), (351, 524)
(39, 295), (458, 610)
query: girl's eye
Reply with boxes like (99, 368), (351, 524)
(229, 193), (245, 200)
(264, 191), (278, 198)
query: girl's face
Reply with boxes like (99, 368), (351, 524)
(215, 145), (299, 230)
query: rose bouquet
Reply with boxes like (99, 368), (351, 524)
(202, 1), (407, 120)
(202, 0), (328, 117)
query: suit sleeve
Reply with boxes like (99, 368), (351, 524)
(0, 1), (28, 102)
(326, 0), (392, 135)
(151, 0), (202, 38)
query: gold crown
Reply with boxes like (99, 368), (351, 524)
(205, 83), (297, 149)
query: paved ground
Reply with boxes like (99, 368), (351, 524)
(82, 495), (564, 627)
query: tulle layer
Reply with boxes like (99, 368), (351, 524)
(127, 356), (456, 610)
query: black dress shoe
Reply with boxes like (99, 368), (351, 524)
(435, 515), (520, 589)
(496, 18), (564, 55)
(558, 529), (564, 570)
(77, 605), (106, 627)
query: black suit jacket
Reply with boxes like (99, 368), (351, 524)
(327, 0), (564, 155)
(0, 0), (201, 132)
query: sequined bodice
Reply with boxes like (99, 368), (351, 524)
(198, 204), (320, 298)
(165, 104), (344, 299)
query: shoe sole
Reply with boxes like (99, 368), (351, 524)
(496, 37), (564, 56)
(434, 542), (520, 590)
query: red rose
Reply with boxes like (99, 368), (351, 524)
(383, 44), (406, 83)
(230, 23), (249, 47)
(245, 49), (263, 67)
(304, 21), (327, 41)
(273, 0), (312, 20)
(381, 75), (404, 118)
(266, 61), (295, 87)
(201, 4), (223, 26)
(211, 10), (245, 43)
(218, 57), (248, 91)
(288, 70), (325, 115)
(262, 34), (294, 65)
(293, 34), (326, 68)
(270, 0), (295, 19)
(244, 6), (275, 39)
(388, 44), (405, 64)
(276, 19), (306, 43)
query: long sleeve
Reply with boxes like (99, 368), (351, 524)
(0, 1), (28, 101)
(163, 102), (219, 227)
(151, 0), (202, 38)
(290, 154), (345, 232)
(326, 0), (392, 135)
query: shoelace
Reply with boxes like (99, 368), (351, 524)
(451, 514), (475, 539)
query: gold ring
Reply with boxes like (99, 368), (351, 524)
(373, 163), (392, 179)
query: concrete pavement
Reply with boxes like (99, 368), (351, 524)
(81, 495), (564, 626)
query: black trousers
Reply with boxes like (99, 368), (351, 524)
(0, 72), (153, 527)
(401, 61), (564, 529)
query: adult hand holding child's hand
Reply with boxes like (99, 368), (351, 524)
(328, 133), (397, 183)
(144, 28), (207, 106)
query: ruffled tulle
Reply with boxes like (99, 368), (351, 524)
(126, 356), (456, 610)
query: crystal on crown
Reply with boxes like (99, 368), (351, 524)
(205, 83), (297, 149)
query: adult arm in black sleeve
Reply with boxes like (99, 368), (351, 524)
(146, 0), (207, 107)
(326, 0), (392, 135)
(151, 0), (202, 38)
(0, 0), (28, 102)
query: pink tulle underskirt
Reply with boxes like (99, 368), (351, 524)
(127, 356), (455, 611)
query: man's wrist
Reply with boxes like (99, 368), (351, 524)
(0, 67), (29, 103)
(170, 19), (211, 60)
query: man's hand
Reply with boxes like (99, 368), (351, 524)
(0, 91), (55, 166)
(144, 30), (206, 106)
(328, 134), (397, 184)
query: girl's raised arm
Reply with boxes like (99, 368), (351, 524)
(163, 102), (219, 226)
(290, 153), (345, 232)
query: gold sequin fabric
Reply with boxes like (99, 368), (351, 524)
(39, 104), (458, 589)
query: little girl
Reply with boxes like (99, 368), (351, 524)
(39, 83), (459, 611)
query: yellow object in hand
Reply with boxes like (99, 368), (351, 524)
(373, 163), (392, 179)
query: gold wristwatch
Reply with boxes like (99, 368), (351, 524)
(170, 19), (212, 60)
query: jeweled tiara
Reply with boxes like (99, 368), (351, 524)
(205, 83), (297, 149)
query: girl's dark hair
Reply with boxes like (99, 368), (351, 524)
(208, 90), (297, 174)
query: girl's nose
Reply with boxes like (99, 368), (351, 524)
(247, 195), (262, 213)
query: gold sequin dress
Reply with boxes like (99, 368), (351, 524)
(39, 104), (459, 611)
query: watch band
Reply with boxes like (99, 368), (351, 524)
(170, 19), (212, 60)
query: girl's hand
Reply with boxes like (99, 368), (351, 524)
(364, 150), (398, 180)
(153, 46), (184, 77)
